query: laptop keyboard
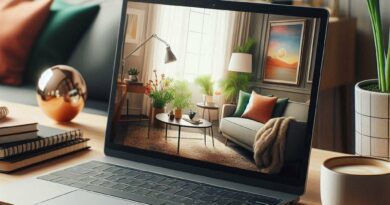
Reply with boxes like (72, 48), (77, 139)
(38, 161), (281, 205)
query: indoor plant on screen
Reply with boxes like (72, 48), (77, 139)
(355, 0), (390, 160)
(145, 70), (174, 127)
(172, 80), (193, 119)
(195, 75), (214, 105)
(220, 38), (255, 103)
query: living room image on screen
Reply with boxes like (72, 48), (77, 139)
(111, 2), (320, 176)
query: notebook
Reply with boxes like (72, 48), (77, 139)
(0, 125), (83, 159)
(0, 131), (38, 144)
(0, 117), (37, 135)
(0, 138), (90, 173)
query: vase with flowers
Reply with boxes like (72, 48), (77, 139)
(145, 70), (174, 127)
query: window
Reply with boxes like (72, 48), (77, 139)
(183, 8), (216, 81)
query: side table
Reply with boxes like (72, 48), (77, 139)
(196, 102), (219, 122)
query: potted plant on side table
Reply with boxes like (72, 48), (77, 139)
(128, 68), (140, 82)
(172, 80), (192, 119)
(195, 75), (214, 105)
(145, 70), (174, 127)
(355, 0), (390, 160)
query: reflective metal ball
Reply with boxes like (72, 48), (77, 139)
(37, 65), (87, 122)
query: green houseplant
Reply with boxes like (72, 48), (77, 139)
(354, 0), (390, 160)
(220, 38), (255, 103)
(128, 68), (139, 82)
(195, 75), (214, 105)
(172, 80), (192, 119)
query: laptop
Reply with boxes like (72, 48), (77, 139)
(0, 0), (328, 204)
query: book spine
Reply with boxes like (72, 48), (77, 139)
(3, 130), (83, 158)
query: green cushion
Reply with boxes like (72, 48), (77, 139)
(232, 91), (251, 117)
(272, 98), (289, 117)
(25, 0), (100, 83)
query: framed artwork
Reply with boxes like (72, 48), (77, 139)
(125, 7), (145, 44)
(263, 20), (306, 85)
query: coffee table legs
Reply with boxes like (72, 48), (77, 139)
(165, 124), (168, 141)
(204, 128), (207, 146)
(211, 126), (214, 147)
(177, 126), (181, 154)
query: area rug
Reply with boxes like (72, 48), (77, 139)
(122, 124), (259, 172)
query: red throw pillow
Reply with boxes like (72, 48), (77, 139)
(0, 0), (52, 85)
(242, 91), (277, 123)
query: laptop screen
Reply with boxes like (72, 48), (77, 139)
(106, 0), (327, 194)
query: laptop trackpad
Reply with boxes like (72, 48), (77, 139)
(37, 190), (144, 205)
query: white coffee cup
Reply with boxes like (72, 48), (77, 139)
(321, 156), (390, 205)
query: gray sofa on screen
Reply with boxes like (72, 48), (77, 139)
(219, 101), (309, 163)
(0, 0), (123, 115)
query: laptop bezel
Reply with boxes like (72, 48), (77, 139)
(104, 0), (328, 195)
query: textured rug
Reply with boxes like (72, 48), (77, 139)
(121, 123), (259, 172)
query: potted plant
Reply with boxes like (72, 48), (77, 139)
(220, 38), (255, 103)
(355, 0), (390, 160)
(145, 70), (174, 127)
(172, 80), (192, 119)
(128, 68), (139, 82)
(195, 75), (214, 105)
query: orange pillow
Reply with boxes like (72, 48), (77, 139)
(242, 91), (277, 123)
(0, 0), (52, 85)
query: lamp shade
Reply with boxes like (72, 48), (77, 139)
(165, 46), (177, 64)
(228, 53), (252, 73)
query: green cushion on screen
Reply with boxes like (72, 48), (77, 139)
(232, 91), (251, 117)
(25, 0), (100, 83)
(272, 98), (289, 117)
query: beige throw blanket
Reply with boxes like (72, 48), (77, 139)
(253, 117), (293, 174)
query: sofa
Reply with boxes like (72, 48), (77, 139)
(220, 101), (309, 163)
(0, 0), (123, 115)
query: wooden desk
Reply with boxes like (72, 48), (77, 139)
(0, 101), (345, 204)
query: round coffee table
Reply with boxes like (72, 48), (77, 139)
(155, 113), (214, 154)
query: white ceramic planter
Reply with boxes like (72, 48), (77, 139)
(355, 79), (390, 160)
(204, 95), (214, 106)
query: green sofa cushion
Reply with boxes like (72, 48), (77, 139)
(25, 0), (100, 83)
(232, 90), (251, 117)
(272, 98), (289, 117)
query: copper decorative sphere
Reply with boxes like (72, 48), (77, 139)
(37, 65), (87, 122)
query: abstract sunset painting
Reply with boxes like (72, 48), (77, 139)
(263, 20), (305, 85)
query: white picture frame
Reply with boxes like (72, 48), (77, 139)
(125, 7), (145, 45)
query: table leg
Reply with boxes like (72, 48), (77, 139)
(204, 128), (206, 146)
(202, 108), (205, 119)
(165, 123), (168, 140)
(147, 119), (151, 139)
(126, 98), (129, 119)
(211, 126), (214, 147)
(177, 126), (181, 154)
(208, 109), (212, 136)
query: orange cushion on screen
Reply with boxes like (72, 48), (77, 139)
(242, 91), (277, 123)
(0, 0), (52, 85)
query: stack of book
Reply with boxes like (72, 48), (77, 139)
(0, 117), (90, 172)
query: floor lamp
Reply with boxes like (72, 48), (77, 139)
(120, 34), (177, 82)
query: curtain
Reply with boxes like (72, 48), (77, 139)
(140, 4), (251, 116)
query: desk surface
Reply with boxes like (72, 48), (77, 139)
(0, 101), (345, 204)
